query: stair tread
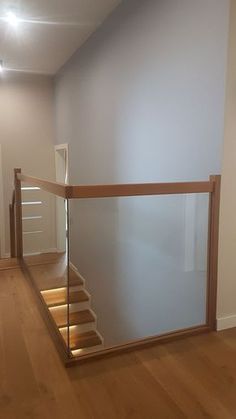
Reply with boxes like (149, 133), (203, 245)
(41, 289), (89, 307)
(60, 329), (102, 350)
(50, 308), (95, 327)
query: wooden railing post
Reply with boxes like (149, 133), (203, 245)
(207, 175), (221, 331)
(9, 203), (16, 258)
(14, 168), (23, 259)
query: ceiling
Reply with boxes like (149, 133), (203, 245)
(0, 0), (121, 75)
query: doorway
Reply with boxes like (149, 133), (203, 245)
(0, 145), (5, 258)
(55, 144), (68, 252)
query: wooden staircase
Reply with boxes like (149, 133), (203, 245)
(8, 169), (221, 365)
(40, 265), (103, 357)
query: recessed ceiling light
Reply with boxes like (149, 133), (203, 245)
(6, 11), (19, 27)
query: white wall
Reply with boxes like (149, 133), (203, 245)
(55, 0), (229, 345)
(0, 73), (56, 256)
(217, 0), (236, 330)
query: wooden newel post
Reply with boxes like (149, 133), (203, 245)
(14, 168), (23, 259)
(207, 174), (221, 331)
(9, 203), (16, 258)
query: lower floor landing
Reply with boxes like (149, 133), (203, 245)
(0, 265), (236, 418)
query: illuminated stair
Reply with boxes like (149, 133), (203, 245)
(60, 329), (102, 351)
(40, 268), (104, 357)
(50, 307), (95, 328)
(41, 288), (89, 308)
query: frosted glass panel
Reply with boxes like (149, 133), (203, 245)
(22, 188), (68, 295)
(69, 193), (209, 352)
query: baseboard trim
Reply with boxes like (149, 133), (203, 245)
(3, 249), (59, 258)
(2, 253), (10, 259)
(25, 248), (58, 256)
(217, 315), (236, 331)
(66, 324), (211, 366)
(69, 262), (86, 284)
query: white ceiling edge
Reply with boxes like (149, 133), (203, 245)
(0, 0), (122, 76)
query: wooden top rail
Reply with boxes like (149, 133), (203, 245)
(67, 181), (214, 198)
(18, 174), (68, 198)
(17, 172), (215, 199)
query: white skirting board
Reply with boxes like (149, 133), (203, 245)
(217, 315), (236, 331)
(69, 261), (86, 284)
(2, 253), (10, 259)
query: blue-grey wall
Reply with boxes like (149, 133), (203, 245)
(54, 0), (229, 346)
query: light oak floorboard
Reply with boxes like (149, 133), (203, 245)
(1, 267), (236, 418)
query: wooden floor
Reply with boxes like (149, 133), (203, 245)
(1, 267), (236, 419)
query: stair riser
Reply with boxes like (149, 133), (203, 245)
(68, 300), (91, 311)
(69, 285), (84, 292)
(72, 343), (104, 357)
(59, 321), (96, 335)
(41, 284), (85, 293)
(41, 289), (91, 309)
(49, 301), (91, 312)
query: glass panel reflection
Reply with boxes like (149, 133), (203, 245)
(68, 193), (209, 355)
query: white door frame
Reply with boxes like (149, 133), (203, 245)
(0, 145), (6, 258)
(54, 143), (69, 184)
(54, 143), (69, 253)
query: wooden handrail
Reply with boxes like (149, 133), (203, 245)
(17, 173), (68, 198)
(67, 181), (213, 199)
(17, 172), (214, 199)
